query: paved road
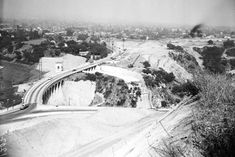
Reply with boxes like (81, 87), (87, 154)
(62, 111), (165, 157)
(0, 47), (122, 121)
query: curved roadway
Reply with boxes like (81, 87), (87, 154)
(0, 55), (114, 121)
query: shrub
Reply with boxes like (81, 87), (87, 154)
(226, 48), (235, 57)
(153, 140), (185, 157)
(85, 73), (96, 81)
(143, 75), (156, 88)
(167, 43), (183, 51)
(200, 46), (226, 73)
(142, 61), (151, 68)
(172, 81), (199, 97)
(230, 59), (235, 69)
(161, 101), (167, 107)
(142, 68), (152, 74)
(143, 69), (175, 88)
(167, 43), (175, 50)
(207, 40), (213, 45)
(192, 73), (235, 157)
(0, 136), (7, 156)
(223, 39), (235, 48)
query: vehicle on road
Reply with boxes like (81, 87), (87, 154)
(20, 104), (29, 110)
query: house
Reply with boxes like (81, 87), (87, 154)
(79, 51), (89, 56)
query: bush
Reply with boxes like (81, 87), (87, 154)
(230, 59), (235, 69)
(172, 81), (199, 97)
(0, 136), (7, 156)
(143, 75), (156, 88)
(143, 69), (175, 88)
(207, 40), (213, 45)
(142, 61), (151, 68)
(167, 43), (175, 50)
(154, 140), (185, 157)
(226, 48), (235, 57)
(223, 39), (235, 48)
(142, 68), (152, 74)
(85, 73), (96, 81)
(192, 73), (235, 157)
(200, 46), (226, 73)
(167, 43), (183, 51)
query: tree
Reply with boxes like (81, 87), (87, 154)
(7, 45), (14, 53)
(208, 40), (213, 45)
(167, 43), (175, 49)
(223, 39), (234, 48)
(66, 28), (74, 36)
(15, 51), (22, 59)
(201, 46), (225, 73)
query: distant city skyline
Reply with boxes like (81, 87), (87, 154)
(1, 0), (235, 27)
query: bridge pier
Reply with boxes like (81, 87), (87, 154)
(82, 65), (98, 73)
(42, 79), (65, 104)
(41, 64), (101, 104)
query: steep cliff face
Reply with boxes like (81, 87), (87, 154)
(85, 73), (142, 107)
(149, 55), (192, 82)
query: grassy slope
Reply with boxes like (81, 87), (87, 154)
(1, 60), (40, 85)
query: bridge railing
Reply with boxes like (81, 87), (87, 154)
(0, 57), (111, 116)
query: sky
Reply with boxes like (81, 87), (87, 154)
(1, 0), (235, 27)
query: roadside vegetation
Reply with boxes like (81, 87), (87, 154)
(193, 39), (235, 73)
(191, 72), (235, 157)
(77, 72), (141, 107)
(0, 60), (40, 108)
(142, 61), (182, 107)
(226, 48), (235, 57)
(153, 72), (235, 157)
(153, 41), (235, 157)
(142, 67), (175, 88)
(0, 136), (7, 157)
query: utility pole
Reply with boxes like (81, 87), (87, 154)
(39, 58), (42, 80)
(122, 38), (125, 53)
(112, 40), (114, 53)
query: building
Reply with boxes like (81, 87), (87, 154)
(55, 61), (63, 72)
(79, 51), (89, 56)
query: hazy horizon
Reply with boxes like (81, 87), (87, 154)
(1, 0), (235, 27)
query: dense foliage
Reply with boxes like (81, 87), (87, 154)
(168, 43), (199, 73)
(192, 73), (235, 157)
(167, 43), (184, 51)
(142, 68), (175, 88)
(223, 39), (235, 48)
(207, 40), (213, 45)
(171, 81), (199, 97)
(85, 73), (141, 107)
(198, 46), (226, 73)
(226, 48), (235, 57)
(142, 61), (151, 68)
